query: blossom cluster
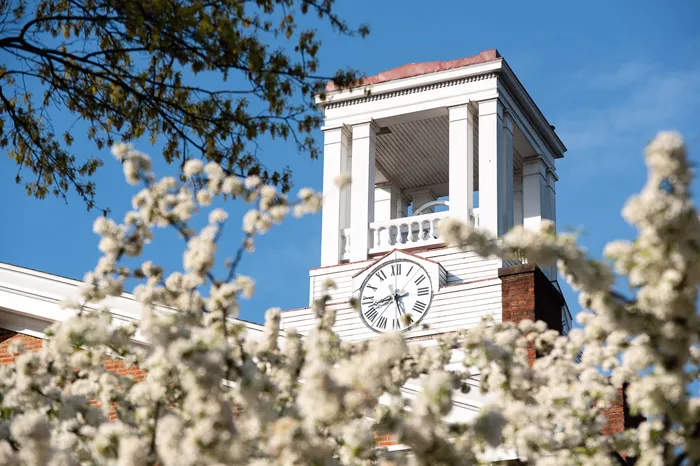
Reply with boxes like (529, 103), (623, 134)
(0, 132), (696, 466)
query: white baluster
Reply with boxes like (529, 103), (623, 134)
(379, 227), (390, 247)
(373, 227), (380, 249)
(400, 222), (411, 244)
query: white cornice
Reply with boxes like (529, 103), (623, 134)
(316, 57), (566, 161)
(498, 60), (566, 158)
(0, 262), (265, 341)
(316, 60), (503, 106)
(324, 72), (498, 111)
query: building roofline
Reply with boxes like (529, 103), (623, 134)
(0, 262), (265, 339)
(325, 49), (501, 92)
(317, 49), (566, 159)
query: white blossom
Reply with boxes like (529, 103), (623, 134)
(1, 133), (697, 465)
(183, 159), (204, 178)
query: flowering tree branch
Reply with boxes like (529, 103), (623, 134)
(0, 132), (697, 465)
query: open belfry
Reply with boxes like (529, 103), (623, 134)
(0, 48), (640, 464)
(281, 49), (572, 344)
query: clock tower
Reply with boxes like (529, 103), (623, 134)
(280, 49), (571, 343)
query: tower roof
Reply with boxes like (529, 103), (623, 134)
(326, 49), (501, 92)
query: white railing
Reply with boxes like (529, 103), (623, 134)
(339, 209), (479, 259)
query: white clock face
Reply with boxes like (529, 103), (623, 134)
(358, 259), (433, 333)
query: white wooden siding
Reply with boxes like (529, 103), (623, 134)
(283, 277), (502, 341)
(307, 247), (503, 304)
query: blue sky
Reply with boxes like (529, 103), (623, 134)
(1, 0), (699, 324)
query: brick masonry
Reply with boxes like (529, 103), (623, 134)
(499, 265), (640, 463)
(0, 328), (147, 421)
(499, 264), (565, 366)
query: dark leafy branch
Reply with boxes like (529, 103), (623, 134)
(0, 0), (368, 213)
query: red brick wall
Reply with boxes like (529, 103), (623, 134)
(499, 264), (564, 333)
(1, 328), (146, 380)
(500, 267), (536, 324)
(601, 388), (625, 436)
(0, 329), (43, 364)
(498, 268), (639, 463)
(373, 432), (397, 448)
(1, 328), (147, 421)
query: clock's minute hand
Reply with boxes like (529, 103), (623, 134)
(397, 266), (422, 295)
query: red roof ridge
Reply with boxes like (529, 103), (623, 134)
(326, 49), (501, 92)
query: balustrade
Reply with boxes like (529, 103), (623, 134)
(339, 210), (479, 260)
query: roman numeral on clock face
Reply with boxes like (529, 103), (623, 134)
(391, 264), (401, 276)
(377, 316), (388, 329)
(414, 275), (426, 286)
(376, 270), (388, 282)
(392, 318), (401, 330)
(417, 287), (429, 296)
(362, 296), (374, 305)
(365, 307), (378, 323)
(413, 301), (427, 314)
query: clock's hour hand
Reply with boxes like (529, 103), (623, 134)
(373, 295), (393, 306)
(375, 299), (394, 320)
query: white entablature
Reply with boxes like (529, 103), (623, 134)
(317, 49), (565, 273)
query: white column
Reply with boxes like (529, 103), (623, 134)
(448, 104), (475, 222)
(478, 99), (505, 236)
(501, 111), (514, 232)
(546, 168), (558, 279)
(350, 120), (378, 262)
(514, 169), (524, 227)
(320, 126), (351, 266)
(546, 168), (557, 230)
(522, 157), (547, 232)
(374, 183), (394, 221)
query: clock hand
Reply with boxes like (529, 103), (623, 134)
(375, 300), (393, 320)
(397, 266), (422, 295)
(396, 297), (405, 316)
(394, 262), (398, 302)
(373, 295), (393, 306)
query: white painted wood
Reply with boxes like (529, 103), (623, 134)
(477, 99), (505, 236)
(514, 169), (524, 227)
(547, 168), (557, 230)
(350, 121), (379, 262)
(545, 168), (558, 279)
(308, 247), (503, 303)
(368, 211), (451, 255)
(502, 111), (514, 232)
(317, 60), (503, 107)
(377, 117), (449, 190)
(522, 157), (547, 232)
(448, 104), (475, 222)
(0, 263), (265, 344)
(324, 84), (499, 131)
(321, 126), (351, 266)
(497, 64), (565, 161)
(351, 250), (447, 302)
(282, 277), (503, 342)
(374, 183), (402, 222)
(374, 184), (393, 222)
